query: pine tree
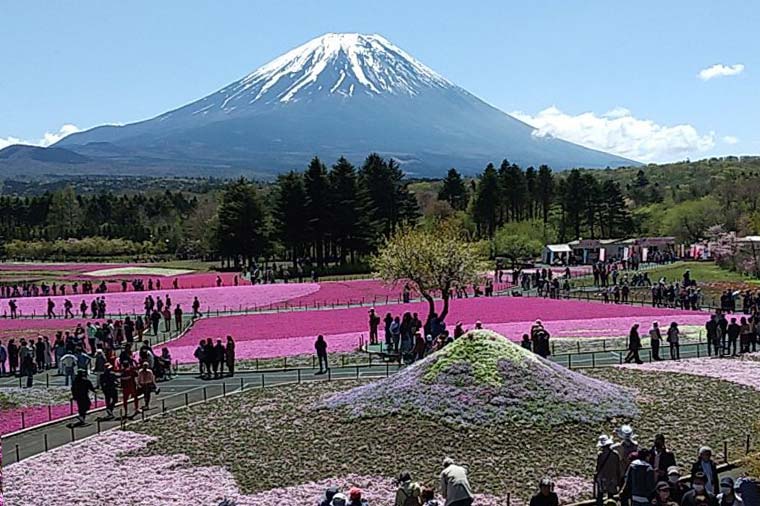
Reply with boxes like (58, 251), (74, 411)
(304, 156), (331, 267)
(471, 163), (500, 237)
(536, 165), (554, 224)
(438, 168), (468, 210)
(525, 166), (537, 220)
(273, 171), (307, 267)
(359, 154), (419, 237)
(601, 180), (634, 237)
(329, 157), (375, 263)
(216, 178), (268, 267)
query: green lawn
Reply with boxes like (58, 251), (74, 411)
(643, 261), (760, 285)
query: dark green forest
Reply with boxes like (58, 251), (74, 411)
(1, 154), (758, 266)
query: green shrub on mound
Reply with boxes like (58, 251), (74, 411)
(317, 330), (638, 426)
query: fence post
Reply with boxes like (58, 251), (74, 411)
(724, 441), (728, 463)
(70, 426), (75, 442)
(15, 444), (20, 463)
(97, 419), (102, 433)
(184, 393), (189, 406)
(356, 365), (360, 379)
(21, 411), (25, 429)
(48, 404), (52, 421)
(298, 369), (301, 384)
(203, 387), (207, 401)
(240, 377), (244, 391)
(592, 353), (596, 368)
(568, 354), (572, 369)
(162, 399), (166, 413)
(223, 382), (227, 397)
(746, 434), (751, 454)
(261, 374), (265, 388)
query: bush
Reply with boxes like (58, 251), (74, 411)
(3, 237), (170, 260)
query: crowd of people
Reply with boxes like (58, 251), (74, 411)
(594, 425), (754, 506)
(311, 427), (755, 506)
(192, 336), (237, 379)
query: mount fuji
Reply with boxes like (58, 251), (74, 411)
(39, 33), (635, 176)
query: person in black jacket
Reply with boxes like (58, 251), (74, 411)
(624, 324), (643, 364)
(690, 447), (719, 496)
(650, 434), (677, 483)
(315, 335), (328, 374)
(71, 369), (95, 426)
(529, 478), (559, 506)
(213, 339), (225, 378)
(100, 364), (119, 420)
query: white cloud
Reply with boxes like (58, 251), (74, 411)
(698, 63), (745, 80)
(0, 124), (80, 150)
(722, 135), (739, 145)
(511, 106), (715, 163)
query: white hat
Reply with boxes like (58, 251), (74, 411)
(699, 446), (712, 456)
(597, 434), (613, 447)
(617, 424), (635, 439)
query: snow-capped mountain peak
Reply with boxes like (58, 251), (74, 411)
(205, 33), (452, 112)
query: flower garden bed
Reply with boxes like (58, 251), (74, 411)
(167, 297), (706, 363)
(0, 386), (73, 435)
(5, 282), (320, 317)
(7, 351), (760, 504)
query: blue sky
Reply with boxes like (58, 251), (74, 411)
(1, 0), (757, 163)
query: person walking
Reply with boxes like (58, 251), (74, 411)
(690, 447), (719, 496)
(649, 322), (662, 361)
(120, 359), (140, 418)
(162, 306), (172, 332)
(315, 335), (329, 374)
(194, 340), (206, 378)
(136, 362), (158, 411)
(60, 351), (77, 386)
(595, 435), (622, 506)
(650, 434), (677, 483)
(8, 339), (19, 376)
(624, 324), (643, 364)
(70, 369), (95, 426)
(192, 297), (201, 318)
(174, 304), (183, 331)
(100, 363), (119, 420)
(439, 457), (474, 506)
(0, 341), (6, 376)
(225, 335), (235, 377)
(621, 448), (656, 506)
(666, 322), (680, 361)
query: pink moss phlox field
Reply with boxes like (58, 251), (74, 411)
(169, 297), (704, 362)
(4, 283), (319, 316)
(0, 404), (73, 436)
(619, 353), (760, 391)
(3, 430), (520, 506)
(0, 263), (131, 273)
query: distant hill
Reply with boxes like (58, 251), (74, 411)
(0, 144), (91, 164)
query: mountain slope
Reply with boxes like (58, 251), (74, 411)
(51, 33), (636, 176)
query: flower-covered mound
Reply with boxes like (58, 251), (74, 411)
(619, 353), (760, 391)
(317, 330), (638, 426)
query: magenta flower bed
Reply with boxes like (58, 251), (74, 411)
(3, 283), (320, 317)
(275, 279), (403, 308)
(0, 404), (73, 436)
(169, 297), (701, 362)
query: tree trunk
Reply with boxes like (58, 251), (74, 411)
(439, 294), (450, 322)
